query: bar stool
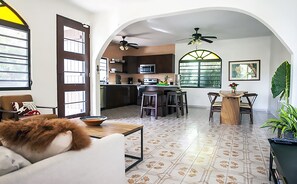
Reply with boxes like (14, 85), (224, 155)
(180, 90), (188, 114)
(140, 91), (165, 119)
(166, 91), (184, 118)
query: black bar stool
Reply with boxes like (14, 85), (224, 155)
(180, 91), (188, 114)
(166, 91), (184, 118)
(140, 91), (165, 119)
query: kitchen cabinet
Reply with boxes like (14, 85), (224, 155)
(104, 85), (137, 109)
(123, 56), (138, 74)
(155, 54), (175, 73)
(123, 54), (175, 74)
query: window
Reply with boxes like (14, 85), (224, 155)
(99, 57), (107, 83)
(0, 0), (30, 90)
(179, 50), (222, 88)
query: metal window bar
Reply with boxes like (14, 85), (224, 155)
(0, 33), (27, 41)
(0, 52), (28, 58)
(64, 38), (85, 44)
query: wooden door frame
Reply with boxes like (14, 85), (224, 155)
(56, 15), (90, 118)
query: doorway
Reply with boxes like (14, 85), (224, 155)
(57, 15), (90, 118)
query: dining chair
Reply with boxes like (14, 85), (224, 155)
(207, 92), (222, 122)
(240, 93), (258, 124)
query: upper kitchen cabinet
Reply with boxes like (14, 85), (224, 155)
(154, 54), (175, 73)
(123, 54), (175, 74)
(123, 56), (138, 74)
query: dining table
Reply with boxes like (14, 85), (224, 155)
(219, 90), (247, 125)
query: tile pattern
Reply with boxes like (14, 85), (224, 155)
(102, 105), (274, 184)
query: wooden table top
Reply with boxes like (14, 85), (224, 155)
(84, 122), (143, 138)
(219, 91), (247, 98)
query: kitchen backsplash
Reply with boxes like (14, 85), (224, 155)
(108, 73), (175, 84)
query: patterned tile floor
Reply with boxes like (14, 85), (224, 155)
(101, 105), (275, 184)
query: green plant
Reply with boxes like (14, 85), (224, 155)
(261, 104), (297, 138)
(271, 61), (291, 104)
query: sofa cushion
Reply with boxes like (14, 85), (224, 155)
(12, 102), (41, 116)
(0, 118), (91, 163)
(0, 146), (31, 176)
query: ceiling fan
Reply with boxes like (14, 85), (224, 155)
(119, 36), (139, 50)
(188, 27), (217, 45)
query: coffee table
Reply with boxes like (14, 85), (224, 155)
(84, 122), (143, 172)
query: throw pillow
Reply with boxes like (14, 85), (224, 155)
(0, 146), (31, 176)
(11, 102), (41, 116)
(0, 118), (91, 163)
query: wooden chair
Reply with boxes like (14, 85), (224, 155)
(240, 93), (258, 124)
(207, 92), (222, 122)
(0, 94), (58, 121)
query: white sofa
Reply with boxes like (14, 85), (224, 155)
(0, 133), (126, 184)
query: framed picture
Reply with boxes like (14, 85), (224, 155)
(229, 60), (260, 81)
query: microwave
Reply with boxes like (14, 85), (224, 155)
(139, 64), (156, 74)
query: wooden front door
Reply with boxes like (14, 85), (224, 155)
(57, 15), (90, 118)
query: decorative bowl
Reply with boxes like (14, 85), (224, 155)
(80, 116), (107, 126)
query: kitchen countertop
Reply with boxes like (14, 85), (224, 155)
(100, 84), (138, 86)
(141, 85), (180, 88)
(101, 84), (180, 88)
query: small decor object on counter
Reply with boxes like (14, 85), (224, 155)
(229, 82), (238, 93)
(80, 116), (108, 126)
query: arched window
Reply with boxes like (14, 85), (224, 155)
(179, 50), (222, 88)
(0, 0), (30, 90)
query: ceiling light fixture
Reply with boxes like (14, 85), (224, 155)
(190, 39), (202, 45)
(119, 45), (129, 51)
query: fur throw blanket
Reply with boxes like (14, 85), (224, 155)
(0, 118), (91, 151)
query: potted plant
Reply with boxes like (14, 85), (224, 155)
(271, 61), (290, 104)
(261, 103), (297, 138)
(261, 61), (294, 138)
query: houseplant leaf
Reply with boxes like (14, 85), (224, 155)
(271, 61), (290, 102)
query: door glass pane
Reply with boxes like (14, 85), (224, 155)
(65, 91), (85, 116)
(64, 59), (85, 84)
(63, 26), (85, 54)
(100, 58), (107, 82)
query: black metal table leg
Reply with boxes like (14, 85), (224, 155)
(125, 127), (143, 172)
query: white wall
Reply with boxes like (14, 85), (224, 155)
(269, 35), (291, 116)
(175, 36), (271, 111)
(2, 0), (91, 107)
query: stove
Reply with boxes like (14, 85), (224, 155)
(143, 78), (158, 85)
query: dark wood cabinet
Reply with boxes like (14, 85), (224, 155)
(123, 54), (175, 74)
(155, 54), (175, 73)
(105, 85), (137, 109)
(123, 56), (138, 74)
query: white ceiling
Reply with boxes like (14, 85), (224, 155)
(115, 10), (272, 47)
(65, 0), (273, 47)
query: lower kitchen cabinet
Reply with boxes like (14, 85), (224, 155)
(104, 85), (137, 109)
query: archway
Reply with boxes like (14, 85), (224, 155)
(93, 7), (294, 115)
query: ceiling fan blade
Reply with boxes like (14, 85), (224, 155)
(202, 36), (217, 39)
(176, 38), (192, 42)
(200, 38), (213, 43)
(188, 40), (193, 45)
(129, 45), (139, 49)
(128, 43), (138, 46)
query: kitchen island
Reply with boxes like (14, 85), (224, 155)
(101, 84), (180, 109)
(101, 84), (138, 109)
